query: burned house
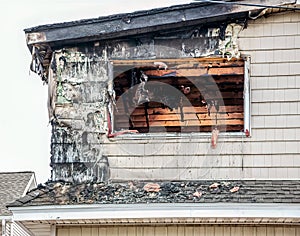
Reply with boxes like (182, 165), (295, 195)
(28, 1), (252, 182)
(7, 0), (300, 235)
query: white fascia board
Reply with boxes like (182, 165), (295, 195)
(0, 216), (11, 220)
(9, 203), (300, 222)
(22, 173), (37, 197)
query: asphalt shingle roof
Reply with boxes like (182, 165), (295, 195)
(0, 172), (35, 216)
(9, 180), (300, 207)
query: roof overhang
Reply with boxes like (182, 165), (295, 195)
(24, 0), (296, 48)
(9, 203), (300, 225)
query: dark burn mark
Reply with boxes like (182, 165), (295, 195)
(9, 180), (300, 207)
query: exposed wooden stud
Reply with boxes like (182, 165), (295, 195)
(113, 58), (244, 133)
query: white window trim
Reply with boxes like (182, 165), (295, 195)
(243, 55), (251, 137)
(9, 203), (300, 222)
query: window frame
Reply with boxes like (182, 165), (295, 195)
(108, 56), (251, 138)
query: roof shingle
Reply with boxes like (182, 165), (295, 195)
(8, 180), (300, 208)
(0, 171), (35, 216)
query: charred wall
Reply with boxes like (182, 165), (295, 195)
(49, 23), (244, 183)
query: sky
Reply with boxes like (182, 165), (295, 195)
(0, 0), (193, 183)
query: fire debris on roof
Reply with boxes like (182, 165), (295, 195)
(9, 180), (300, 207)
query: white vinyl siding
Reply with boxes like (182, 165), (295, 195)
(104, 11), (300, 180)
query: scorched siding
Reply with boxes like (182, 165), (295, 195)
(48, 22), (249, 182)
(106, 11), (300, 180)
(47, 10), (300, 182)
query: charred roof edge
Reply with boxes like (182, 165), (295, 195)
(24, 2), (209, 33)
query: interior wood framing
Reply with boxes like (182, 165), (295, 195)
(113, 58), (245, 133)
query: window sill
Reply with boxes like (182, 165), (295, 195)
(108, 131), (249, 141)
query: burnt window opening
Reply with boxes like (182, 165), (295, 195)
(112, 58), (246, 134)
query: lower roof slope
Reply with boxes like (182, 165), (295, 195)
(0, 171), (35, 216)
(9, 179), (300, 207)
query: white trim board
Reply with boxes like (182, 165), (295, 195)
(9, 203), (300, 222)
(22, 173), (37, 197)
